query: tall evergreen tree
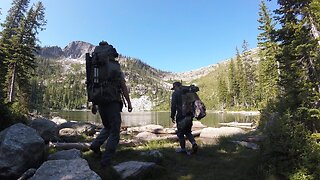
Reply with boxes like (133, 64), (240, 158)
(257, 0), (280, 108)
(260, 1), (320, 178)
(241, 40), (257, 108)
(1, 1), (46, 112)
(228, 58), (238, 107)
(0, 0), (30, 103)
(217, 72), (228, 109)
(234, 48), (244, 108)
(275, 0), (320, 127)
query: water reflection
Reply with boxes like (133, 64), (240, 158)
(55, 111), (259, 128)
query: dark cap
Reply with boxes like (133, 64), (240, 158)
(171, 81), (182, 90)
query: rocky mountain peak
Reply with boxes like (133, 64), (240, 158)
(63, 41), (95, 59)
(38, 46), (64, 59)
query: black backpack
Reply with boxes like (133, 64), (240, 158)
(85, 41), (122, 105)
(181, 85), (206, 120)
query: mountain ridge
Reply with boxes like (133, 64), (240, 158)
(38, 40), (218, 82)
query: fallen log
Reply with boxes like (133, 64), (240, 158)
(49, 142), (91, 151)
(219, 122), (255, 129)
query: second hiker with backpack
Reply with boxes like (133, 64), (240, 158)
(170, 81), (206, 155)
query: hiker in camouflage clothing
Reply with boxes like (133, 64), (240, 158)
(89, 41), (132, 167)
(170, 81), (198, 155)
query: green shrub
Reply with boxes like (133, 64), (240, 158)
(261, 111), (320, 179)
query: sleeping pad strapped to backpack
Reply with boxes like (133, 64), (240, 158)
(181, 85), (206, 120)
(85, 41), (122, 105)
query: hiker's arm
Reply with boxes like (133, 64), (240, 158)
(91, 105), (97, 114)
(170, 93), (177, 123)
(120, 80), (133, 112)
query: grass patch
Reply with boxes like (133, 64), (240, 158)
(83, 135), (267, 180)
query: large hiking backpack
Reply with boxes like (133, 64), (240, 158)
(85, 41), (122, 105)
(181, 85), (206, 120)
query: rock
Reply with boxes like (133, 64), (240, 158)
(58, 121), (97, 136)
(29, 159), (101, 180)
(135, 132), (158, 141)
(200, 127), (245, 139)
(232, 141), (259, 150)
(159, 128), (176, 134)
(192, 121), (207, 129)
(0, 123), (45, 179)
(128, 124), (164, 133)
(140, 150), (163, 158)
(29, 117), (58, 143)
(17, 168), (37, 180)
(50, 116), (67, 125)
(49, 142), (90, 151)
(47, 149), (82, 160)
(58, 128), (81, 142)
(113, 161), (158, 179)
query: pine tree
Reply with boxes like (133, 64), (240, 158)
(1, 1), (46, 112)
(260, 1), (320, 178)
(275, 0), (319, 123)
(0, 0), (30, 103)
(217, 72), (228, 109)
(257, 0), (280, 108)
(227, 58), (237, 107)
(241, 40), (257, 108)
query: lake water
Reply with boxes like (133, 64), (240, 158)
(53, 111), (260, 128)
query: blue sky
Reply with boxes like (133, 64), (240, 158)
(1, 0), (278, 72)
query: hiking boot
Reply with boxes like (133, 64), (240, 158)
(175, 148), (187, 154)
(191, 143), (198, 155)
(90, 144), (101, 155)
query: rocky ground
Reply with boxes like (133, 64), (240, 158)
(0, 116), (263, 179)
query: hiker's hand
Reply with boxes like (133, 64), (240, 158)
(91, 105), (97, 115)
(171, 117), (175, 123)
(128, 103), (133, 112)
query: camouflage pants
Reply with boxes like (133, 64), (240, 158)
(176, 116), (196, 149)
(91, 101), (122, 162)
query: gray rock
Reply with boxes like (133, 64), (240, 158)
(232, 141), (259, 150)
(140, 150), (163, 158)
(18, 168), (37, 180)
(113, 161), (157, 179)
(58, 128), (81, 142)
(29, 159), (101, 180)
(0, 123), (45, 179)
(50, 116), (67, 125)
(58, 121), (97, 136)
(135, 132), (158, 141)
(128, 124), (164, 133)
(29, 117), (58, 142)
(47, 149), (82, 160)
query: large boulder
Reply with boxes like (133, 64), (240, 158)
(0, 123), (45, 179)
(29, 117), (58, 143)
(29, 159), (101, 180)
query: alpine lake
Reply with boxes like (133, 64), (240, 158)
(53, 111), (260, 128)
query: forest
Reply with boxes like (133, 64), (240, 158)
(0, 0), (319, 179)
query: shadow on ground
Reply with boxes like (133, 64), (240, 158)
(84, 133), (265, 180)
